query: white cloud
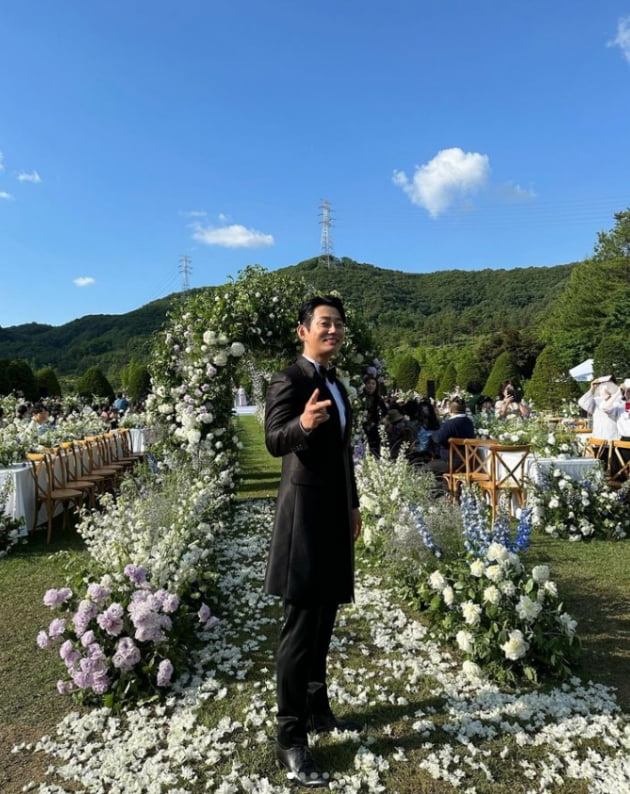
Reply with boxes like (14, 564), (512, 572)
(192, 223), (274, 248)
(0, 191), (13, 200)
(499, 181), (537, 202)
(73, 276), (96, 287)
(393, 147), (490, 217)
(608, 16), (630, 63)
(17, 170), (41, 183)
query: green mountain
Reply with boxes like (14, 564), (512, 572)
(0, 258), (574, 378)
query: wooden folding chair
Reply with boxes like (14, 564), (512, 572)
(609, 440), (630, 489)
(478, 444), (531, 521)
(442, 438), (468, 496)
(55, 444), (97, 509)
(464, 438), (496, 485)
(27, 453), (83, 543)
(582, 438), (611, 475)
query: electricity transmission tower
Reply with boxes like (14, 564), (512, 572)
(179, 255), (192, 292)
(318, 199), (335, 268)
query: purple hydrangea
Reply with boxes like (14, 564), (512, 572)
(157, 658), (174, 687)
(124, 564), (147, 586)
(112, 637), (141, 673)
(48, 617), (67, 640)
(36, 630), (50, 649)
(87, 582), (112, 606)
(73, 599), (99, 635)
(43, 587), (73, 608)
(96, 603), (125, 636)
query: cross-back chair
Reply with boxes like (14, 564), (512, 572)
(609, 440), (630, 489)
(478, 443), (531, 521)
(27, 452), (83, 543)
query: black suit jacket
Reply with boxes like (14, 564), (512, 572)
(264, 356), (358, 604)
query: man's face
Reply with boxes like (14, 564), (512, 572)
(298, 305), (345, 362)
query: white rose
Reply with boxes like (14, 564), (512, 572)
(483, 585), (501, 605)
(442, 586), (455, 606)
(213, 351), (228, 367)
(501, 629), (529, 661)
(469, 559), (485, 578)
(203, 330), (217, 345)
(230, 342), (245, 357)
(531, 565), (550, 584)
(456, 630), (474, 654)
(461, 660), (482, 679)
(485, 564), (503, 583)
(516, 595), (542, 622)
(428, 571), (447, 592)
(558, 612), (577, 638)
(486, 542), (509, 563)
(461, 601), (482, 626)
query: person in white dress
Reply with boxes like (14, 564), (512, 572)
(578, 378), (623, 440)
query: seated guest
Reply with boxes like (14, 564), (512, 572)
(31, 403), (51, 434)
(423, 396), (475, 476)
(495, 380), (530, 419)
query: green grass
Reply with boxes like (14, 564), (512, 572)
(235, 414), (281, 499)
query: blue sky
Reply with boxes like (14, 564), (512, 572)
(1, 1), (630, 327)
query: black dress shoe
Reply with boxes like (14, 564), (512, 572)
(275, 743), (330, 788)
(306, 712), (362, 734)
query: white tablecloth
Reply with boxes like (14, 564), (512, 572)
(0, 463), (35, 533)
(129, 428), (151, 454)
(526, 456), (603, 485)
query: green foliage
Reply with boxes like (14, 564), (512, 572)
(593, 334), (630, 380)
(76, 366), (115, 401)
(437, 362), (458, 398)
(1, 359), (38, 400)
(483, 351), (521, 399)
(475, 329), (543, 381)
(121, 360), (151, 403)
(417, 366), (437, 397)
(393, 354), (420, 391)
(457, 352), (488, 392)
(525, 346), (581, 410)
(36, 366), (62, 398)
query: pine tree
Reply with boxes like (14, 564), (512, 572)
(483, 351), (521, 400)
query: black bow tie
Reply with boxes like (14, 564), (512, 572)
(318, 365), (336, 383)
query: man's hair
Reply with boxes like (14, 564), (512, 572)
(298, 295), (346, 327)
(449, 396), (466, 414)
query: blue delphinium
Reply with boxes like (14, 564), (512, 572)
(460, 485), (491, 557)
(409, 504), (442, 558)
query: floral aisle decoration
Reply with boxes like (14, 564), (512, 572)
(38, 461), (226, 706)
(474, 413), (580, 457)
(78, 462), (229, 594)
(37, 567), (219, 707)
(0, 478), (25, 557)
(527, 464), (630, 541)
(0, 421), (29, 465)
(416, 490), (580, 684)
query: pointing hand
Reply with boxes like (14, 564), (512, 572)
(301, 388), (332, 431)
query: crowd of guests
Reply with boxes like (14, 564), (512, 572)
(360, 376), (537, 492)
(1, 393), (142, 435)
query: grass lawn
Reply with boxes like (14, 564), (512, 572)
(1, 417), (629, 792)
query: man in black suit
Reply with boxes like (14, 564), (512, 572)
(264, 295), (362, 788)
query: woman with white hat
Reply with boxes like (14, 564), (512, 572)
(578, 377), (623, 440)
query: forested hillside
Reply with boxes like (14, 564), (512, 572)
(0, 260), (574, 378)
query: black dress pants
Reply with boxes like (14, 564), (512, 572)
(276, 599), (338, 747)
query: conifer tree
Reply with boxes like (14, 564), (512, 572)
(483, 351), (521, 399)
(525, 346), (581, 410)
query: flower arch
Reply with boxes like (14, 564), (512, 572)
(146, 265), (381, 481)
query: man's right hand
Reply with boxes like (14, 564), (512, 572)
(300, 388), (332, 431)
